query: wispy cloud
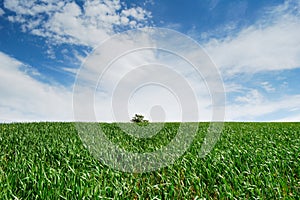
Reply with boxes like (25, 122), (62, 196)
(226, 91), (300, 121)
(204, 0), (300, 76)
(272, 113), (300, 122)
(0, 52), (72, 122)
(235, 89), (263, 105)
(202, 1), (300, 121)
(260, 81), (275, 92)
(0, 8), (4, 16)
(73, 32), (215, 122)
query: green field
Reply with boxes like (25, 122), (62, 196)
(0, 122), (299, 199)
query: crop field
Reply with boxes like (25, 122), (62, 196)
(0, 122), (299, 199)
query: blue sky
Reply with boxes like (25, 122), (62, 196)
(0, 0), (300, 122)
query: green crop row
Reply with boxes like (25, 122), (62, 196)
(0, 122), (299, 199)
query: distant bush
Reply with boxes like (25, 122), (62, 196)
(131, 114), (149, 125)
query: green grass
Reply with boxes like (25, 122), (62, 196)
(0, 122), (299, 199)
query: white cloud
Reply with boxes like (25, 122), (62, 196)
(2, 0), (299, 123)
(121, 7), (150, 21)
(224, 83), (243, 93)
(0, 8), (5, 16)
(3, 0), (63, 15)
(0, 52), (73, 122)
(226, 92), (300, 121)
(72, 29), (222, 122)
(261, 81), (275, 92)
(235, 89), (263, 105)
(2, 47), (297, 122)
(202, 1), (300, 121)
(204, 1), (300, 76)
(76, 48), (214, 122)
(0, 34), (216, 123)
(3, 0), (151, 47)
(62, 67), (78, 75)
(272, 114), (300, 122)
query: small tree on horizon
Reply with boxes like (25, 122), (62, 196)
(131, 114), (149, 124)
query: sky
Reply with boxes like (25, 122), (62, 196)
(0, 0), (300, 122)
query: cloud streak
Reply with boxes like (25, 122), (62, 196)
(202, 0), (300, 122)
(204, 0), (300, 75)
(0, 52), (73, 122)
(226, 93), (300, 121)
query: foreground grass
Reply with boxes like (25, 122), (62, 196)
(0, 122), (299, 199)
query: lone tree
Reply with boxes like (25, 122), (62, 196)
(131, 114), (149, 123)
